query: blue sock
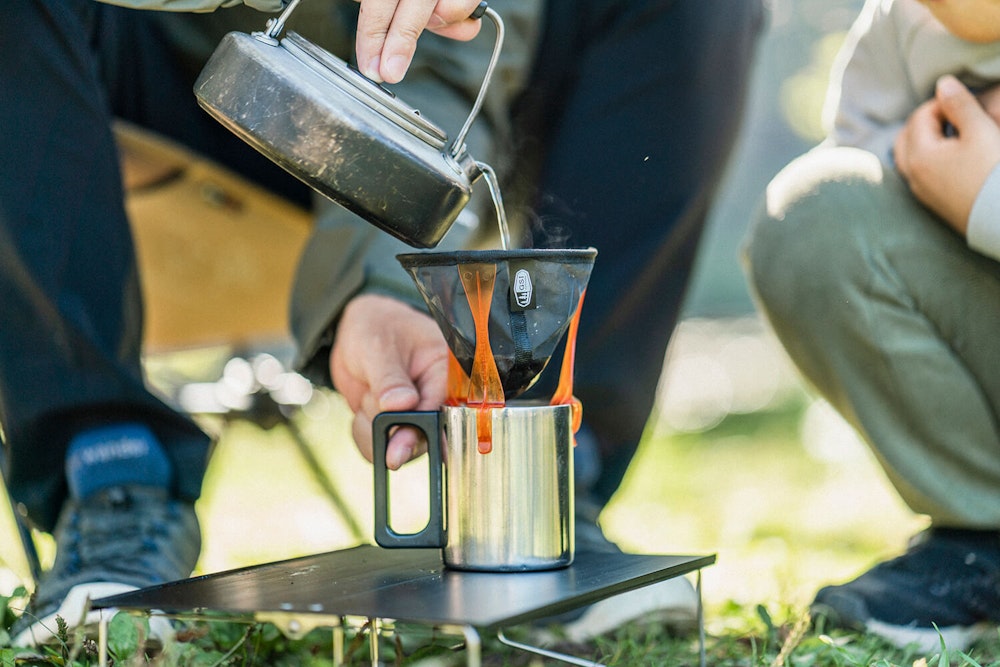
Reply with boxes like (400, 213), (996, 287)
(65, 423), (172, 500)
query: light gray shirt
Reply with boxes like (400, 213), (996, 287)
(824, 0), (1000, 261)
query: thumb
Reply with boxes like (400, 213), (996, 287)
(367, 345), (422, 413)
(936, 75), (991, 135)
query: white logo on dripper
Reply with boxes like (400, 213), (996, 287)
(513, 268), (533, 308)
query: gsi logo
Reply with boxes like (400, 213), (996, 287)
(513, 268), (533, 308)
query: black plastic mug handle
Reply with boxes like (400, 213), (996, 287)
(372, 411), (445, 548)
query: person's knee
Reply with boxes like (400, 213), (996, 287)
(743, 146), (888, 320)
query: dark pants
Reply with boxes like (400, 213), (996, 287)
(0, 0), (309, 531)
(1, 0), (763, 531)
(517, 0), (765, 503)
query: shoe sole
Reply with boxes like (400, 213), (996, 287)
(14, 582), (173, 648)
(865, 617), (994, 654)
(812, 596), (996, 653)
(544, 576), (700, 643)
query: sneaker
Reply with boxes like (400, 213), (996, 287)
(12, 485), (201, 647)
(810, 528), (1000, 652)
(535, 509), (700, 642)
(558, 576), (700, 643)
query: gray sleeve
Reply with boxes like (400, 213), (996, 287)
(967, 164), (1000, 262)
(289, 206), (436, 387)
(290, 197), (483, 387)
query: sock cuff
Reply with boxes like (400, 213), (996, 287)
(66, 423), (172, 500)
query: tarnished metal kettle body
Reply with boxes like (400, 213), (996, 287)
(193, 0), (504, 248)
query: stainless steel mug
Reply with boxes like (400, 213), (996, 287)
(373, 402), (574, 571)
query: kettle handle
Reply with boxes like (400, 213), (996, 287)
(261, 1), (503, 161)
(262, 0), (303, 41)
(449, 6), (505, 159)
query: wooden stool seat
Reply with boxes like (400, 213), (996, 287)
(116, 120), (313, 354)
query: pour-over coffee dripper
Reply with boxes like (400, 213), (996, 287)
(397, 248), (597, 400)
(372, 249), (595, 565)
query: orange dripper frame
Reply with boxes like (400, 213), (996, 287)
(400, 247), (596, 454)
(549, 290), (586, 438)
(446, 264), (587, 453)
(457, 263), (505, 454)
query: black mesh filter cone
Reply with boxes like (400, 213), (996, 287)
(397, 248), (597, 399)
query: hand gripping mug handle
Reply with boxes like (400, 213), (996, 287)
(372, 411), (446, 548)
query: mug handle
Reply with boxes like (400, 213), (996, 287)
(372, 411), (445, 548)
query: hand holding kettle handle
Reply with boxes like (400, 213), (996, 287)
(261, 0), (501, 163)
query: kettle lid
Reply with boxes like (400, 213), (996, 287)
(282, 32), (449, 148)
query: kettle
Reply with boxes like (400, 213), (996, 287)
(193, 0), (505, 248)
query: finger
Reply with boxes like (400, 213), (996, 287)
(359, 391), (382, 427)
(352, 411), (375, 462)
(370, 0), (486, 82)
(330, 368), (368, 414)
(428, 18), (483, 41)
(936, 75), (993, 136)
(976, 84), (1000, 125)
(355, 0), (435, 81)
(387, 426), (428, 469)
(426, 0), (486, 40)
(330, 336), (371, 413)
(355, 0), (405, 81)
(432, 0), (487, 22)
(909, 98), (945, 134)
(894, 100), (941, 179)
(374, 0), (437, 82)
(414, 358), (449, 411)
(352, 410), (426, 467)
(893, 119), (911, 176)
(366, 346), (423, 413)
(342, 313), (425, 413)
(892, 144), (907, 181)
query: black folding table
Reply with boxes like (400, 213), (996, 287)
(94, 545), (714, 666)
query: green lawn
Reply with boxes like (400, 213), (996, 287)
(0, 317), (997, 665)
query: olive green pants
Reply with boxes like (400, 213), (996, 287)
(744, 146), (1000, 528)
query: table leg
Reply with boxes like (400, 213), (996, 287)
(494, 566), (708, 667)
(496, 629), (606, 667)
(697, 569), (706, 667)
(368, 617), (380, 666)
(332, 618), (345, 666)
(98, 614), (109, 667)
(436, 624), (481, 667)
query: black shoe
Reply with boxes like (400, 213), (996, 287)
(810, 528), (1000, 652)
(12, 485), (200, 646)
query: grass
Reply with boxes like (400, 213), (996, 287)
(0, 318), (997, 665)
